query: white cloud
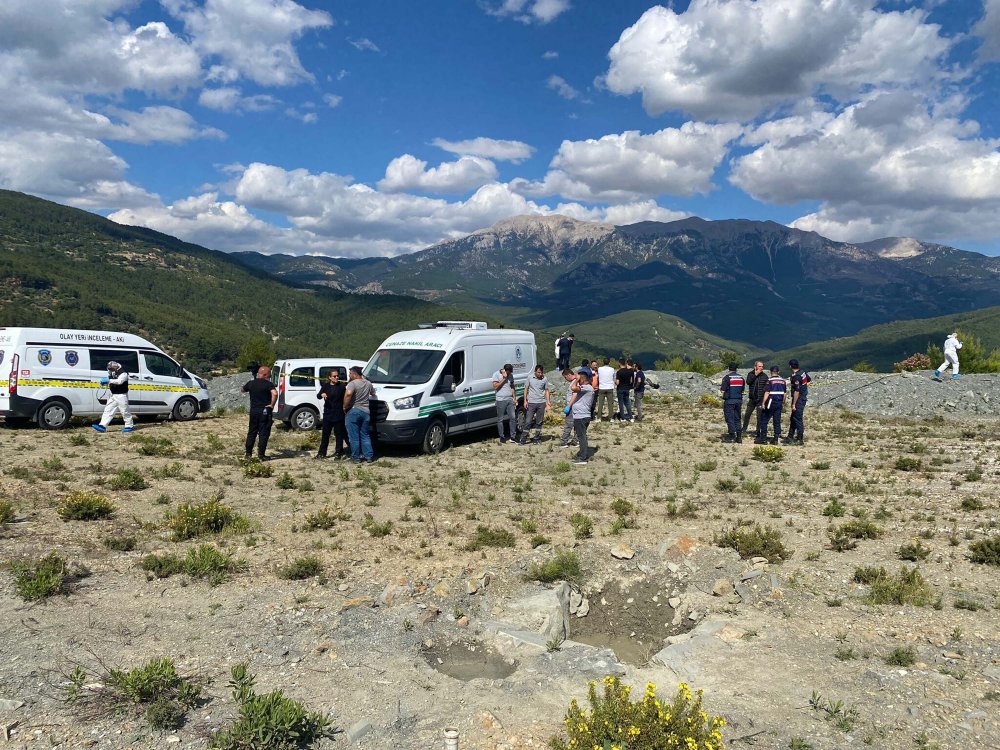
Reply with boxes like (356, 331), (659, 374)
(514, 122), (742, 203)
(605, 1), (952, 120)
(348, 37), (380, 52)
(284, 107), (318, 123)
(485, 0), (571, 24)
(546, 74), (581, 100)
(432, 137), (535, 163)
(730, 92), (1000, 242)
(974, 0), (1000, 61)
(0, 130), (158, 209)
(322, 93), (343, 108)
(163, 0), (333, 86)
(542, 50), (559, 59)
(555, 200), (688, 225)
(106, 106), (225, 144)
(378, 155), (499, 194)
(198, 87), (280, 112)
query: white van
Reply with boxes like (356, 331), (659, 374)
(364, 322), (536, 453)
(0, 327), (211, 429)
(271, 357), (367, 430)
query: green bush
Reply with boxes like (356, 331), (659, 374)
(822, 499), (847, 517)
(752, 445), (784, 463)
(897, 540), (931, 561)
(465, 525), (516, 551)
(9, 552), (85, 601)
(109, 468), (148, 491)
(715, 524), (790, 563)
(969, 536), (1000, 566)
(103, 535), (138, 552)
(570, 513), (593, 540)
(526, 549), (583, 584)
(278, 556), (323, 580)
(694, 459), (717, 472)
(837, 519), (884, 540)
(303, 506), (344, 530)
(549, 677), (725, 750)
(0, 499), (15, 524)
(209, 663), (332, 750)
(699, 394), (722, 408)
(166, 499), (251, 541)
(884, 646), (917, 667)
(243, 458), (274, 478)
(130, 435), (177, 456)
(865, 568), (933, 606)
(361, 513), (392, 538)
(56, 491), (116, 521)
(275, 473), (296, 490)
(141, 545), (245, 586)
(893, 457), (922, 472)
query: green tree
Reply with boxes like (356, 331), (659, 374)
(237, 335), (276, 372)
(719, 351), (741, 369)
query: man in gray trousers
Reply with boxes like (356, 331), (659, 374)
(519, 364), (551, 445)
(492, 363), (517, 443)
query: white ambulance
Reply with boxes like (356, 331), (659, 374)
(363, 321), (536, 453)
(0, 327), (211, 429)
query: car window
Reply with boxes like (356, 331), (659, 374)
(89, 349), (139, 373)
(319, 366), (347, 381)
(289, 367), (314, 387)
(143, 352), (183, 378)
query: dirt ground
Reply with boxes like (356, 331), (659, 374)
(0, 396), (998, 750)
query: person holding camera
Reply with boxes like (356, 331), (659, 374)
(242, 365), (277, 460)
(492, 363), (517, 444)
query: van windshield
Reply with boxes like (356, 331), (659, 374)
(364, 349), (445, 385)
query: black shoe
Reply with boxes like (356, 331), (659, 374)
(781, 438), (794, 445)
(736, 435), (743, 444)
(315, 454), (326, 459)
(259, 455), (271, 461)
(770, 438), (779, 445)
(244, 453), (251, 460)
(499, 438), (508, 444)
(754, 438), (767, 444)
(532, 438), (541, 445)
(722, 435), (734, 443)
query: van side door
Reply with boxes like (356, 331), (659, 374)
(141, 351), (193, 416)
(89, 348), (141, 412)
(432, 350), (468, 433)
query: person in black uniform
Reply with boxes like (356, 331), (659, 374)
(741, 361), (766, 437)
(316, 368), (347, 459)
(719, 363), (745, 442)
(556, 333), (574, 371)
(242, 365), (277, 460)
(757, 365), (786, 445)
(785, 359), (810, 445)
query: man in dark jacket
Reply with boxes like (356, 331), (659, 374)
(719, 363), (745, 442)
(316, 368), (347, 459)
(556, 333), (574, 371)
(742, 360), (766, 437)
(242, 365), (277, 460)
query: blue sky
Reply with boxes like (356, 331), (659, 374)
(3, 0), (1000, 256)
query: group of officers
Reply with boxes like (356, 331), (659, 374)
(719, 359), (811, 445)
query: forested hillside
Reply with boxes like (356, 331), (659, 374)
(0, 190), (464, 370)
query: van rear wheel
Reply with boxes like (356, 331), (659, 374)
(172, 397), (199, 421)
(290, 406), (318, 431)
(422, 419), (446, 455)
(37, 399), (71, 430)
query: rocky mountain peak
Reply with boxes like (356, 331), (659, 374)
(858, 237), (927, 259)
(473, 213), (614, 245)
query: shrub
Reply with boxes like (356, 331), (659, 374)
(969, 536), (1000, 566)
(278, 556), (323, 580)
(361, 513), (392, 538)
(811, 460), (831, 470)
(530, 534), (550, 548)
(243, 458), (274, 478)
(699, 394), (722, 408)
(851, 361), (876, 373)
(0, 499), (15, 524)
(303, 506), (341, 531)
(884, 646), (917, 667)
(56, 491), (116, 521)
(276, 473), (296, 490)
(526, 549), (582, 584)
(549, 677), (725, 750)
(752, 445), (784, 463)
(715, 524), (790, 563)
(960, 497), (986, 512)
(130, 435), (177, 457)
(822, 499), (847, 517)
(9, 552), (85, 601)
(208, 663), (332, 750)
(166, 499), (251, 541)
(853, 566), (887, 585)
(715, 478), (737, 492)
(865, 568), (933, 606)
(109, 468), (148, 491)
(141, 545), (245, 585)
(570, 513), (593, 540)
(694, 459), (717, 472)
(465, 525), (516, 551)
(893, 353), (931, 372)
(898, 540), (931, 561)
(837, 519), (884, 540)
(893, 457), (922, 472)
(103, 535), (137, 552)
(610, 498), (635, 517)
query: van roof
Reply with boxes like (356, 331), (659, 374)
(378, 327), (534, 350)
(274, 357), (367, 367)
(0, 327), (158, 349)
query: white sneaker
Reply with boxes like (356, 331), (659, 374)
(573, 459), (588, 465)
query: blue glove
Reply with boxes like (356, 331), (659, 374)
(563, 405), (571, 415)
(99, 378), (109, 386)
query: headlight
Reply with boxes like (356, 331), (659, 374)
(195, 377), (207, 389)
(393, 394), (422, 410)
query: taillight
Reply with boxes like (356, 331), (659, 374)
(9, 353), (18, 394)
(277, 374), (286, 406)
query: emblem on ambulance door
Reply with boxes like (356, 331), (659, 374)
(65, 350), (79, 366)
(0, 352), (4, 367)
(515, 346), (523, 361)
(38, 349), (52, 366)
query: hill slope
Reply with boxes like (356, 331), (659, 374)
(765, 306), (1000, 371)
(0, 190), (465, 370)
(243, 215), (1000, 350)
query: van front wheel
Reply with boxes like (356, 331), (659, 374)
(37, 399), (71, 430)
(172, 397), (199, 421)
(290, 407), (317, 431)
(422, 419), (446, 455)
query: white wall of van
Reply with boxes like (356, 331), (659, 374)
(271, 358), (367, 430)
(0, 327), (210, 428)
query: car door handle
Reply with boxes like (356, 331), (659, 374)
(142, 376), (154, 381)
(462, 387), (472, 393)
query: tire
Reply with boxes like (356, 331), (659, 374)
(290, 406), (318, 431)
(422, 418), (446, 455)
(172, 396), (199, 422)
(37, 399), (71, 430)
(515, 405), (526, 439)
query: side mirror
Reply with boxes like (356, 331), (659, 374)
(442, 374), (455, 392)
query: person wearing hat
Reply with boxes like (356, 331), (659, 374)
(934, 333), (963, 379)
(756, 365), (787, 445)
(719, 362), (745, 443)
(785, 359), (811, 445)
(92, 361), (134, 434)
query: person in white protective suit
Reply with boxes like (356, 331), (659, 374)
(92, 361), (135, 433)
(934, 333), (963, 379)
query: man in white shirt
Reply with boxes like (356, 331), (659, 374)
(595, 358), (616, 421)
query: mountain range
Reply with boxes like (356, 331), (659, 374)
(235, 215), (1000, 352)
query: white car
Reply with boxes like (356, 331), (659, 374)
(0, 327), (210, 429)
(271, 357), (367, 430)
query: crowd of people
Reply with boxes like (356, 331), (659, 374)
(720, 359), (810, 445)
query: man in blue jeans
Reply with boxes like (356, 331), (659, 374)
(343, 366), (375, 463)
(614, 358), (634, 422)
